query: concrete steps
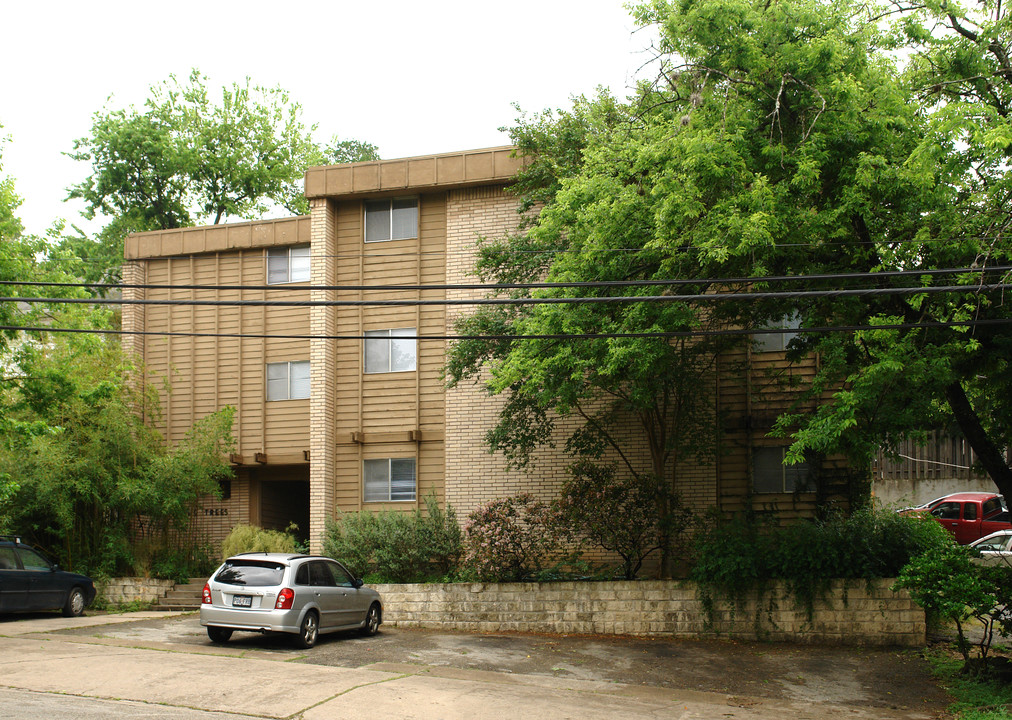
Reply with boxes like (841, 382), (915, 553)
(151, 578), (205, 611)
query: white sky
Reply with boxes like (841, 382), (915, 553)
(0, 0), (656, 238)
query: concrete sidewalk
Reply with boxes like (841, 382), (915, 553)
(0, 613), (943, 719)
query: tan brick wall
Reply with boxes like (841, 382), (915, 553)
(443, 187), (720, 526)
(444, 187), (576, 515)
(121, 261), (145, 365)
(370, 578), (925, 646)
(309, 198), (338, 552)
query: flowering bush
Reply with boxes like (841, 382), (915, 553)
(464, 493), (558, 582)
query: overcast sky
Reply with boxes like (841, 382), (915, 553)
(0, 0), (656, 237)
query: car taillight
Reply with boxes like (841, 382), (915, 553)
(202, 583), (212, 605)
(276, 588), (294, 610)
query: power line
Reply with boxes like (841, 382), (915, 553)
(3, 283), (1010, 308)
(4, 317), (1011, 342)
(1, 265), (1008, 294)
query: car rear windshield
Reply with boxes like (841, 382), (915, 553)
(214, 560), (285, 587)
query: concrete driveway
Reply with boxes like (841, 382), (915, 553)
(0, 611), (950, 719)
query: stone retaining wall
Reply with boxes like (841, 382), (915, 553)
(98, 577), (175, 605)
(369, 579), (925, 646)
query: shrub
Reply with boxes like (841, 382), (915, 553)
(691, 507), (951, 619)
(464, 493), (558, 582)
(150, 543), (218, 583)
(220, 524), (298, 559)
(554, 463), (693, 579)
(322, 493), (463, 583)
(895, 543), (1012, 672)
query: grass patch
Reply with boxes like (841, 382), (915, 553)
(927, 647), (1012, 719)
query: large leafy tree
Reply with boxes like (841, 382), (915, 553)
(0, 330), (236, 574)
(64, 70), (379, 284)
(448, 0), (1012, 529)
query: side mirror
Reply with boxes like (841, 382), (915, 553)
(352, 578), (364, 588)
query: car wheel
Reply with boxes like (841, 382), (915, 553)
(207, 626), (233, 643)
(296, 611), (319, 649)
(361, 603), (381, 636)
(62, 587), (86, 617)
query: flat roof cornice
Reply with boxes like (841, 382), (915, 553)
(125, 215), (311, 260)
(304, 146), (522, 199)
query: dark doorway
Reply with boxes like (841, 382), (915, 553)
(259, 475), (310, 546)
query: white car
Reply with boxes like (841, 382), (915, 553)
(969, 530), (1012, 566)
(200, 552), (382, 648)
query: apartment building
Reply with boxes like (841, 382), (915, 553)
(122, 147), (854, 552)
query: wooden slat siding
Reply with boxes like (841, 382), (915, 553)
(138, 243), (314, 464)
(329, 193), (447, 514)
(711, 340), (856, 521)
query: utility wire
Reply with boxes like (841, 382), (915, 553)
(4, 317), (1011, 342)
(2, 283), (1010, 307)
(1, 265), (1007, 294)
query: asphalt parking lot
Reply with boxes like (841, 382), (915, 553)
(32, 610), (951, 715)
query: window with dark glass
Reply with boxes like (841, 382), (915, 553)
(213, 560), (285, 586)
(752, 446), (810, 494)
(364, 198), (418, 242)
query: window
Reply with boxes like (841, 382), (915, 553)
(266, 361), (310, 401)
(16, 547), (51, 571)
(0, 547), (18, 570)
(752, 446), (810, 494)
(213, 560), (285, 586)
(931, 502), (962, 520)
(753, 312), (801, 352)
(267, 245), (310, 284)
(364, 458), (416, 502)
(365, 197), (418, 242)
(364, 328), (416, 373)
(309, 561), (336, 587)
(328, 561), (356, 588)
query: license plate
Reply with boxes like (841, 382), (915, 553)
(232, 595), (252, 608)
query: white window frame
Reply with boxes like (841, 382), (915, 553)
(364, 328), (416, 374)
(266, 360), (310, 401)
(753, 312), (801, 353)
(752, 446), (810, 494)
(267, 245), (311, 284)
(363, 458), (417, 502)
(364, 197), (418, 243)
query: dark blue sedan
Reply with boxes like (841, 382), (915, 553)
(0, 536), (96, 616)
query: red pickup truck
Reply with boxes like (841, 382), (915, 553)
(906, 492), (1011, 544)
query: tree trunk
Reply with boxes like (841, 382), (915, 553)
(945, 381), (1012, 499)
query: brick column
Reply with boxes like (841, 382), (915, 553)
(309, 198), (337, 552)
(120, 260), (145, 363)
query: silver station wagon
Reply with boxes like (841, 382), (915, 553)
(200, 553), (382, 648)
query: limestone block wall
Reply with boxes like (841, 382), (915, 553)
(98, 578), (175, 605)
(369, 579), (925, 647)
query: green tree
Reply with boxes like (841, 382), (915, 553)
(64, 70), (379, 285)
(321, 135), (380, 165)
(0, 331), (235, 575)
(449, 0), (1012, 520)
